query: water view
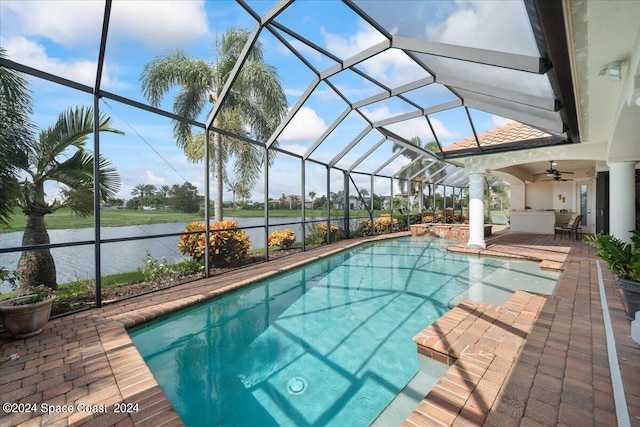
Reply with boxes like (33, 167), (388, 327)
(0, 217), (329, 291)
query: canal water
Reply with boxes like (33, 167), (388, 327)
(0, 217), (333, 292)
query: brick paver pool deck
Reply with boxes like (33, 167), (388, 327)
(1, 232), (638, 426)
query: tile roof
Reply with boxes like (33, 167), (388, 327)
(444, 121), (552, 151)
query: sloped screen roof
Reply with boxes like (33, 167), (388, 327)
(0, 0), (577, 189)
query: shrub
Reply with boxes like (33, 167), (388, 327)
(316, 223), (344, 242)
(355, 220), (373, 237)
(178, 220), (251, 267)
(141, 253), (204, 285)
(374, 215), (397, 234)
(268, 229), (296, 249)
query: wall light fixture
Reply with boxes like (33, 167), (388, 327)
(599, 61), (623, 81)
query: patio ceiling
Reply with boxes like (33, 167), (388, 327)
(0, 0), (580, 189)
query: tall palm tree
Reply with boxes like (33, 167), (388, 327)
(131, 183), (146, 210)
(143, 184), (157, 208)
(308, 191), (316, 209)
(15, 106), (123, 290)
(392, 137), (439, 196)
(158, 184), (171, 208)
(226, 180), (243, 209)
(140, 27), (288, 221)
(0, 47), (34, 226)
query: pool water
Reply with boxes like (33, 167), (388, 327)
(129, 237), (560, 426)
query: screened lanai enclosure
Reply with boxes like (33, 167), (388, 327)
(0, 0), (577, 315)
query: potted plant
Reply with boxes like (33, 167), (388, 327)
(583, 230), (640, 320)
(0, 268), (55, 338)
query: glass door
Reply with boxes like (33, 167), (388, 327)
(579, 182), (595, 234)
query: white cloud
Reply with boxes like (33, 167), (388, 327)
(321, 25), (425, 87)
(2, 36), (127, 90)
(360, 105), (395, 123)
(1, 0), (210, 50)
(430, 118), (453, 140)
(491, 116), (514, 128)
(427, 1), (537, 56)
(322, 24), (386, 59)
(278, 107), (327, 142)
(1, 1), (104, 48)
(111, 1), (210, 50)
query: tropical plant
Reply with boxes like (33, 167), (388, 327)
(583, 230), (640, 282)
(140, 252), (203, 285)
(392, 137), (439, 195)
(178, 220), (251, 267)
(140, 27), (288, 221)
(316, 223), (344, 242)
(227, 180), (245, 209)
(268, 229), (296, 249)
(131, 183), (147, 210)
(12, 106), (123, 290)
(155, 185), (171, 208)
(1, 267), (54, 304)
(0, 47), (34, 226)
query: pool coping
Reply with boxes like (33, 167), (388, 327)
(1, 232), (638, 426)
(0, 233), (405, 426)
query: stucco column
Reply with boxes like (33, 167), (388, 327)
(609, 161), (636, 243)
(467, 173), (486, 249)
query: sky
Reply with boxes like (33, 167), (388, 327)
(0, 0), (534, 204)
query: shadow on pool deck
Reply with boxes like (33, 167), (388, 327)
(0, 231), (638, 426)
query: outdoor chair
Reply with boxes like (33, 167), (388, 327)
(554, 214), (583, 240)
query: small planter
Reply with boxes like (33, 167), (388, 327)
(618, 279), (640, 321)
(0, 296), (55, 338)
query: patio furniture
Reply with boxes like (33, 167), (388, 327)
(554, 214), (583, 240)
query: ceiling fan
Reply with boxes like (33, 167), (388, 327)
(542, 170), (573, 182)
(535, 161), (574, 180)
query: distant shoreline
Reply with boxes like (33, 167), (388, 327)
(1, 207), (381, 234)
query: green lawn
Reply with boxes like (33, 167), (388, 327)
(3, 206), (485, 234)
(1, 208), (387, 233)
(1, 208), (203, 233)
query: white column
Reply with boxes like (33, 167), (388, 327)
(467, 173), (486, 249)
(609, 161), (636, 243)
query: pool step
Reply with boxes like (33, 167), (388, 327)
(371, 354), (449, 427)
(405, 290), (547, 426)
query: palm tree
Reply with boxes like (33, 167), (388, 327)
(131, 183), (146, 210)
(226, 180), (244, 209)
(392, 137), (439, 197)
(0, 47), (34, 226)
(15, 106), (123, 290)
(140, 27), (288, 221)
(143, 184), (157, 208)
(308, 191), (316, 210)
(158, 185), (171, 208)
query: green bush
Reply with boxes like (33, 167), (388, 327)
(141, 253), (203, 284)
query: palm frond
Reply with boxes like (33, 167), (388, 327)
(46, 149), (121, 206)
(141, 51), (214, 106)
(33, 106), (123, 178)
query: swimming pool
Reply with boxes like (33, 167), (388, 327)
(129, 237), (560, 426)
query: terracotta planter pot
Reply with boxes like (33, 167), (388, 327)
(618, 279), (640, 321)
(0, 296), (55, 338)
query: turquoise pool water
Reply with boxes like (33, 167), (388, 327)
(129, 237), (560, 426)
